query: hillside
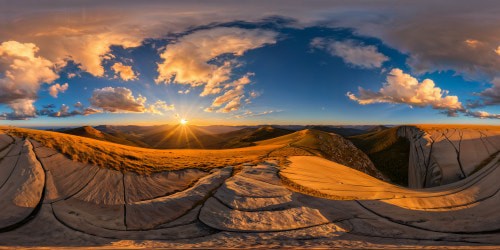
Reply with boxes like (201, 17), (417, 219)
(303, 125), (366, 137)
(62, 125), (294, 149)
(348, 127), (410, 186)
(258, 129), (386, 180)
(195, 125), (295, 148)
(4, 127), (380, 179)
(1, 126), (498, 248)
(61, 126), (148, 147)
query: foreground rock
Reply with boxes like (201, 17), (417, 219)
(398, 125), (500, 188)
(0, 139), (44, 231)
(0, 132), (498, 248)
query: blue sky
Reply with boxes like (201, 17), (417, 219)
(0, 1), (499, 127)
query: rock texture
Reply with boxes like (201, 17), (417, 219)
(281, 155), (500, 244)
(398, 125), (500, 188)
(0, 131), (499, 248)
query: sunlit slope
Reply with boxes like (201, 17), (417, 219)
(4, 127), (379, 177)
(258, 129), (386, 180)
(5, 127), (277, 173)
(282, 154), (500, 233)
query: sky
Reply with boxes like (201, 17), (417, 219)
(0, 0), (499, 127)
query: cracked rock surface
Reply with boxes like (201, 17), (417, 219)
(398, 125), (500, 188)
(0, 131), (499, 248)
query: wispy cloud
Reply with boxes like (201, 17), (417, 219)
(311, 38), (388, 69)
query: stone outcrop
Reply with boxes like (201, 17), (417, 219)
(1, 131), (499, 248)
(398, 126), (500, 188)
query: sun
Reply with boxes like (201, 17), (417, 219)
(180, 118), (188, 125)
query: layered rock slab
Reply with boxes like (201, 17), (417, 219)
(398, 126), (500, 188)
(125, 167), (232, 230)
(200, 164), (330, 232)
(282, 155), (500, 243)
(0, 140), (45, 230)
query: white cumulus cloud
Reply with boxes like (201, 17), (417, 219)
(347, 68), (463, 112)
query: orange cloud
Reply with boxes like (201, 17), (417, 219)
(0, 41), (59, 118)
(112, 62), (138, 81)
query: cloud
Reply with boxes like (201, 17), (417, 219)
(90, 86), (174, 114)
(178, 89), (190, 94)
(204, 107), (215, 113)
(464, 39), (482, 48)
(465, 110), (500, 119)
(217, 95), (244, 113)
(148, 100), (175, 114)
(90, 87), (148, 112)
(311, 38), (388, 68)
(347, 68), (463, 113)
(3, 0), (500, 83)
(111, 62), (138, 81)
(477, 77), (500, 106)
(0, 100), (37, 120)
(211, 85), (245, 108)
(38, 103), (101, 118)
(233, 110), (278, 119)
(74, 102), (83, 108)
(1, 21), (147, 78)
(2, 1), (500, 121)
(203, 73), (260, 113)
(156, 27), (276, 95)
(48, 83), (69, 98)
(0, 41), (59, 118)
(156, 27), (276, 113)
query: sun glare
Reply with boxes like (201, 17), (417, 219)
(180, 118), (188, 125)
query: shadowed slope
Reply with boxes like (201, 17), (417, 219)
(349, 127), (410, 186)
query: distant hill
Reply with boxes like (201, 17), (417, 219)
(365, 125), (390, 133)
(61, 125), (294, 149)
(195, 125), (295, 148)
(304, 125), (366, 137)
(61, 126), (148, 147)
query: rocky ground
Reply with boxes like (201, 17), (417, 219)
(0, 128), (499, 248)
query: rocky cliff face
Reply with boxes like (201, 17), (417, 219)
(398, 125), (500, 188)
